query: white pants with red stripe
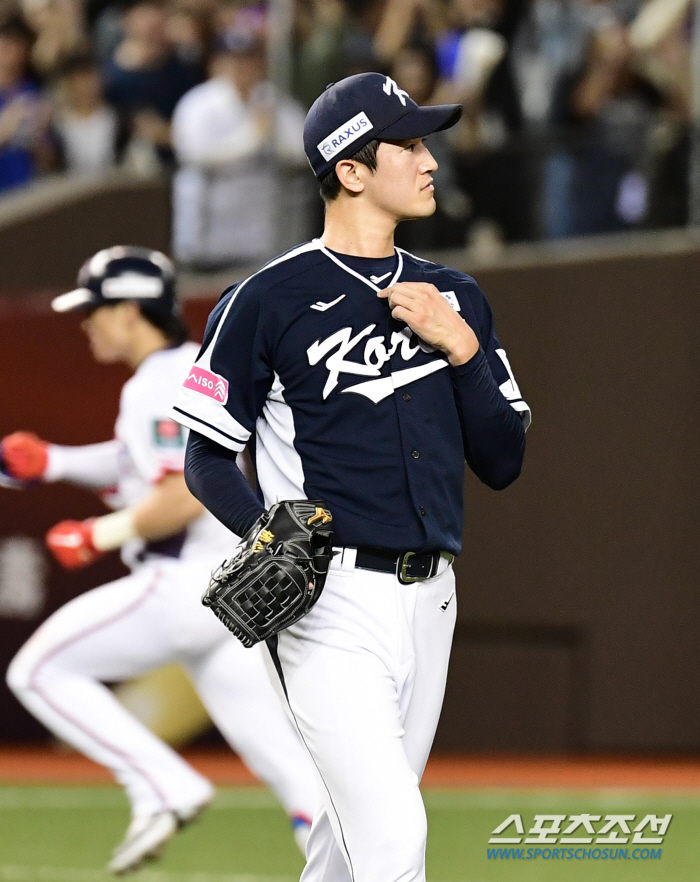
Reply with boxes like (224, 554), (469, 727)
(271, 548), (457, 882)
(6, 556), (319, 822)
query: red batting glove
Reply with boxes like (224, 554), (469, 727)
(1, 432), (49, 480)
(46, 519), (104, 569)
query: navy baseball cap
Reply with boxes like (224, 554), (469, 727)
(51, 246), (177, 314)
(304, 72), (462, 180)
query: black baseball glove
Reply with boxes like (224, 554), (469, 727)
(202, 499), (333, 647)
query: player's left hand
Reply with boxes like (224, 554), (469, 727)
(46, 519), (105, 570)
(378, 282), (480, 366)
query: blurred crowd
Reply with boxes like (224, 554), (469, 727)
(0, 0), (692, 262)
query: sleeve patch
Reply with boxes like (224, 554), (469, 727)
(183, 365), (229, 403)
(152, 419), (185, 448)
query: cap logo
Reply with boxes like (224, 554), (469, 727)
(317, 111), (372, 161)
(383, 77), (408, 106)
(102, 273), (164, 299)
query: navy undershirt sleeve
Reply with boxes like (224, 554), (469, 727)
(184, 430), (265, 537)
(452, 349), (526, 490)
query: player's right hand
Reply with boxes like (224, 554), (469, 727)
(378, 282), (480, 366)
(0, 432), (49, 480)
(46, 519), (104, 570)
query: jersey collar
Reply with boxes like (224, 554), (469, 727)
(313, 238), (404, 292)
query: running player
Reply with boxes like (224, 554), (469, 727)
(3, 247), (318, 874)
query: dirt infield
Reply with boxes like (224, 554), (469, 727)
(2, 746), (700, 788)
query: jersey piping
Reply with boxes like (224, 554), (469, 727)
(315, 238), (404, 291)
(171, 405), (249, 448)
(173, 240), (324, 452)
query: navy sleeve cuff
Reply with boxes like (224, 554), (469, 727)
(450, 346), (488, 379)
(185, 430), (265, 538)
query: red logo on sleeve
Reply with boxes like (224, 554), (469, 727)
(184, 366), (229, 403)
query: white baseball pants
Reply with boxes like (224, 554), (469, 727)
(271, 548), (457, 882)
(7, 557), (319, 821)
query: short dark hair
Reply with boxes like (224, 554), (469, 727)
(139, 304), (189, 346)
(90, 300), (189, 346)
(319, 139), (380, 203)
(58, 52), (99, 79)
(0, 14), (34, 46)
(124, 0), (167, 11)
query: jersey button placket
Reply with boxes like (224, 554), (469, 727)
(389, 332), (426, 535)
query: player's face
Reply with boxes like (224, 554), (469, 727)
(362, 138), (438, 221)
(81, 303), (134, 363)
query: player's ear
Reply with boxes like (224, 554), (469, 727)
(335, 159), (364, 195)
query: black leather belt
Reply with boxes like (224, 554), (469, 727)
(354, 546), (453, 584)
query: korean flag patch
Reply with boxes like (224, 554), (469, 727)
(439, 290), (461, 312)
(152, 419), (184, 448)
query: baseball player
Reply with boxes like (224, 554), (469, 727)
(173, 74), (530, 882)
(3, 247), (318, 874)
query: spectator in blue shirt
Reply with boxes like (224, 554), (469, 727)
(0, 15), (55, 194)
(103, 0), (203, 167)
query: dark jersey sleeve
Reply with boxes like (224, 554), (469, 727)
(184, 430), (264, 537)
(170, 280), (273, 452)
(451, 280), (529, 490)
(473, 287), (531, 429)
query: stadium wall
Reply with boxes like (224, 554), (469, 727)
(0, 239), (697, 752)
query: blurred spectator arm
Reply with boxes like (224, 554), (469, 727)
(172, 100), (266, 169)
(629, 0), (691, 117)
(0, 94), (58, 170)
(132, 109), (172, 149)
(374, 0), (444, 66)
(173, 79), (306, 171)
(0, 97), (31, 147)
(570, 24), (631, 119)
(26, 0), (89, 80)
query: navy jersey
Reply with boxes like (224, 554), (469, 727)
(171, 239), (530, 554)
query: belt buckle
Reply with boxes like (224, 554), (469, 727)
(399, 551), (422, 584)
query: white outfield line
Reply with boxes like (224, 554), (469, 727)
(0, 868), (295, 882)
